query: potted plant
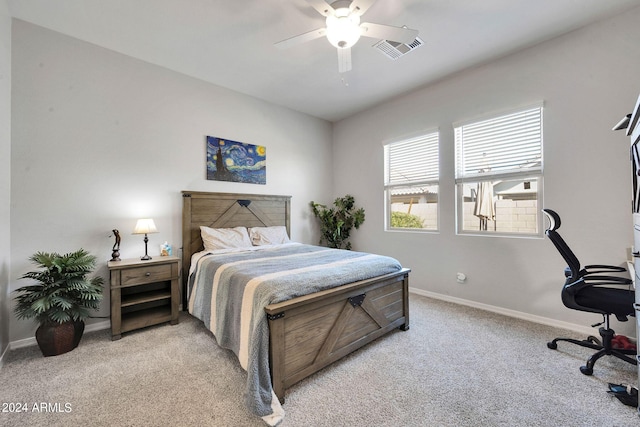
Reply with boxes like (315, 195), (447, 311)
(310, 194), (365, 250)
(14, 249), (104, 356)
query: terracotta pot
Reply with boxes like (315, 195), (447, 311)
(35, 320), (85, 357)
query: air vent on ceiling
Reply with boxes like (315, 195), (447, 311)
(373, 36), (424, 60)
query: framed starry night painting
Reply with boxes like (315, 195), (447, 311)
(206, 136), (266, 185)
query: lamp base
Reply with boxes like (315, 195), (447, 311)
(140, 233), (152, 260)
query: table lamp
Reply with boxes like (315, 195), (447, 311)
(132, 218), (158, 260)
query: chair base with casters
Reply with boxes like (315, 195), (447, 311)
(547, 314), (637, 375)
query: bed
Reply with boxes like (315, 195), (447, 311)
(181, 191), (410, 425)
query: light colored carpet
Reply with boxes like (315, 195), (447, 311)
(0, 294), (638, 426)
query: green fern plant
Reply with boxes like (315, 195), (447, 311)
(310, 195), (365, 250)
(14, 249), (104, 325)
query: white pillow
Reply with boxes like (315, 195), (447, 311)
(200, 226), (252, 251)
(248, 226), (290, 246)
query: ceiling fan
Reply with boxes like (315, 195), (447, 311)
(275, 0), (419, 73)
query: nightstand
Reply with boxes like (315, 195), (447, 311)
(107, 256), (180, 340)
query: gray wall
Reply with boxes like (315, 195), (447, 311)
(9, 20), (333, 343)
(0, 0), (11, 365)
(333, 7), (640, 334)
(6, 8), (640, 347)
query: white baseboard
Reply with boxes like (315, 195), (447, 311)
(9, 320), (111, 350)
(409, 287), (596, 338)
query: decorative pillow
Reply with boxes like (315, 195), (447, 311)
(248, 226), (290, 246)
(200, 226), (252, 251)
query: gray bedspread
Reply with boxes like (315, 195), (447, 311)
(187, 243), (402, 425)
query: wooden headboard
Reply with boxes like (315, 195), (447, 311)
(181, 191), (291, 307)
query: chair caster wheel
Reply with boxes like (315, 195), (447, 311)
(547, 341), (557, 350)
(580, 365), (593, 375)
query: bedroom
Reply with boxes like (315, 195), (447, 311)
(2, 0), (640, 424)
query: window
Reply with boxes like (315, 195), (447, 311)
(455, 106), (543, 236)
(384, 131), (439, 231)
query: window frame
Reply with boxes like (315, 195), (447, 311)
(454, 104), (544, 238)
(384, 129), (440, 233)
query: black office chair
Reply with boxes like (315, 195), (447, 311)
(543, 209), (637, 375)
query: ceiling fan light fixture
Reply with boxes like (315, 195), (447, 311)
(326, 14), (361, 49)
(275, 0), (420, 73)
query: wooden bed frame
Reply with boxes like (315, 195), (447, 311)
(182, 191), (410, 403)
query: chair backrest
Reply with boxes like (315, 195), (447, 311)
(542, 209), (581, 280)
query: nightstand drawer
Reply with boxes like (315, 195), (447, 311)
(121, 264), (173, 286)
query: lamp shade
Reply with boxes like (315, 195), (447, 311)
(132, 218), (158, 235)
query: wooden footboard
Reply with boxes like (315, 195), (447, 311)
(265, 268), (410, 403)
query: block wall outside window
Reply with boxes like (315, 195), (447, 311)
(495, 200), (538, 234)
(463, 200), (538, 234)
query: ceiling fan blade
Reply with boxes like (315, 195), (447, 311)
(337, 47), (352, 73)
(360, 22), (418, 44)
(306, 0), (333, 16)
(275, 27), (327, 49)
(349, 0), (376, 16)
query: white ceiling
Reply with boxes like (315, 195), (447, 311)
(8, 0), (640, 122)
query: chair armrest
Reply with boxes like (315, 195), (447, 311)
(583, 264), (627, 273)
(584, 275), (633, 285)
(565, 276), (633, 294)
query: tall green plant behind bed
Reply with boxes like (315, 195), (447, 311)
(310, 195), (365, 250)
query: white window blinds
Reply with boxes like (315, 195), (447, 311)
(385, 132), (439, 185)
(455, 106), (542, 180)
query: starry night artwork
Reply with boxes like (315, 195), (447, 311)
(206, 136), (266, 185)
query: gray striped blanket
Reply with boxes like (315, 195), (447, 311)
(187, 243), (402, 425)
